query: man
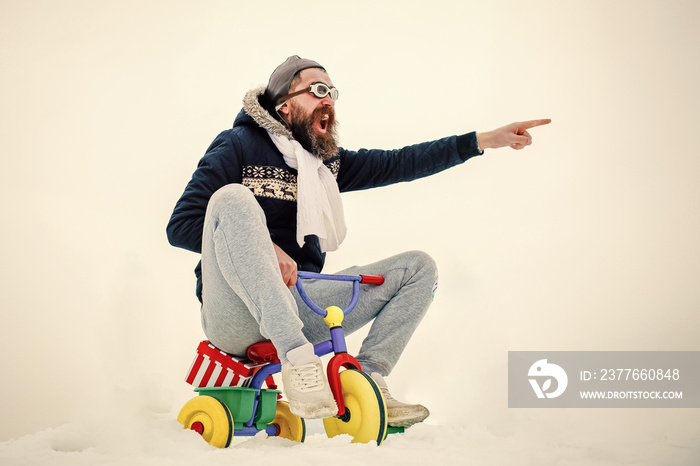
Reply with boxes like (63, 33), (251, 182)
(167, 56), (550, 426)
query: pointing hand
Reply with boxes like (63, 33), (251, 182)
(477, 119), (552, 151)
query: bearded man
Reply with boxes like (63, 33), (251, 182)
(167, 56), (550, 426)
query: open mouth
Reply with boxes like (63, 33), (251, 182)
(318, 114), (329, 132)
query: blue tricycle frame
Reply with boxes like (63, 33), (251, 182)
(177, 271), (403, 447)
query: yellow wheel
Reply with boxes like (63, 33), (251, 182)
(269, 401), (306, 442)
(323, 369), (388, 445)
(177, 395), (233, 448)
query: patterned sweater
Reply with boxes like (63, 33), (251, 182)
(167, 87), (482, 301)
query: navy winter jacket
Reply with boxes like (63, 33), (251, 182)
(167, 88), (482, 301)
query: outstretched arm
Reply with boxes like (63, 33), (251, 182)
(477, 119), (551, 151)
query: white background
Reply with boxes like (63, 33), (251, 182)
(1, 1), (699, 464)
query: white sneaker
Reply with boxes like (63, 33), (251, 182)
(371, 372), (430, 427)
(281, 344), (337, 419)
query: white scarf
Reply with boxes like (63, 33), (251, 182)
(267, 131), (347, 252)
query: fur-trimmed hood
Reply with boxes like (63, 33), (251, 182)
(241, 86), (293, 139)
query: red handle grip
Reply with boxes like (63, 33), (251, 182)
(360, 274), (384, 285)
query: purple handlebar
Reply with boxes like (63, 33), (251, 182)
(295, 271), (364, 317)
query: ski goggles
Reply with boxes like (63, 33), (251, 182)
(275, 82), (339, 106)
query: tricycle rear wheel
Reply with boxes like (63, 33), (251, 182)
(177, 395), (234, 448)
(269, 401), (306, 442)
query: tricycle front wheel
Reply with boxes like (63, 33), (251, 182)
(323, 370), (388, 445)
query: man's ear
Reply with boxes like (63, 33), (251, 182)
(277, 102), (290, 122)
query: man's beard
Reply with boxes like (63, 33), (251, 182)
(288, 102), (339, 161)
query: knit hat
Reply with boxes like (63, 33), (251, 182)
(263, 55), (325, 114)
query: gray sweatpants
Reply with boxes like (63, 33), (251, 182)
(200, 184), (438, 376)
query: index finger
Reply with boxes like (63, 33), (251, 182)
(519, 119), (552, 131)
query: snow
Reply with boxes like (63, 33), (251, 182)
(2, 372), (699, 465)
(2, 409), (698, 466)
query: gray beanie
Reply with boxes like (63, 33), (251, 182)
(263, 55), (325, 111)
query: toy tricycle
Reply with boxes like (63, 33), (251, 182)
(177, 271), (403, 447)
